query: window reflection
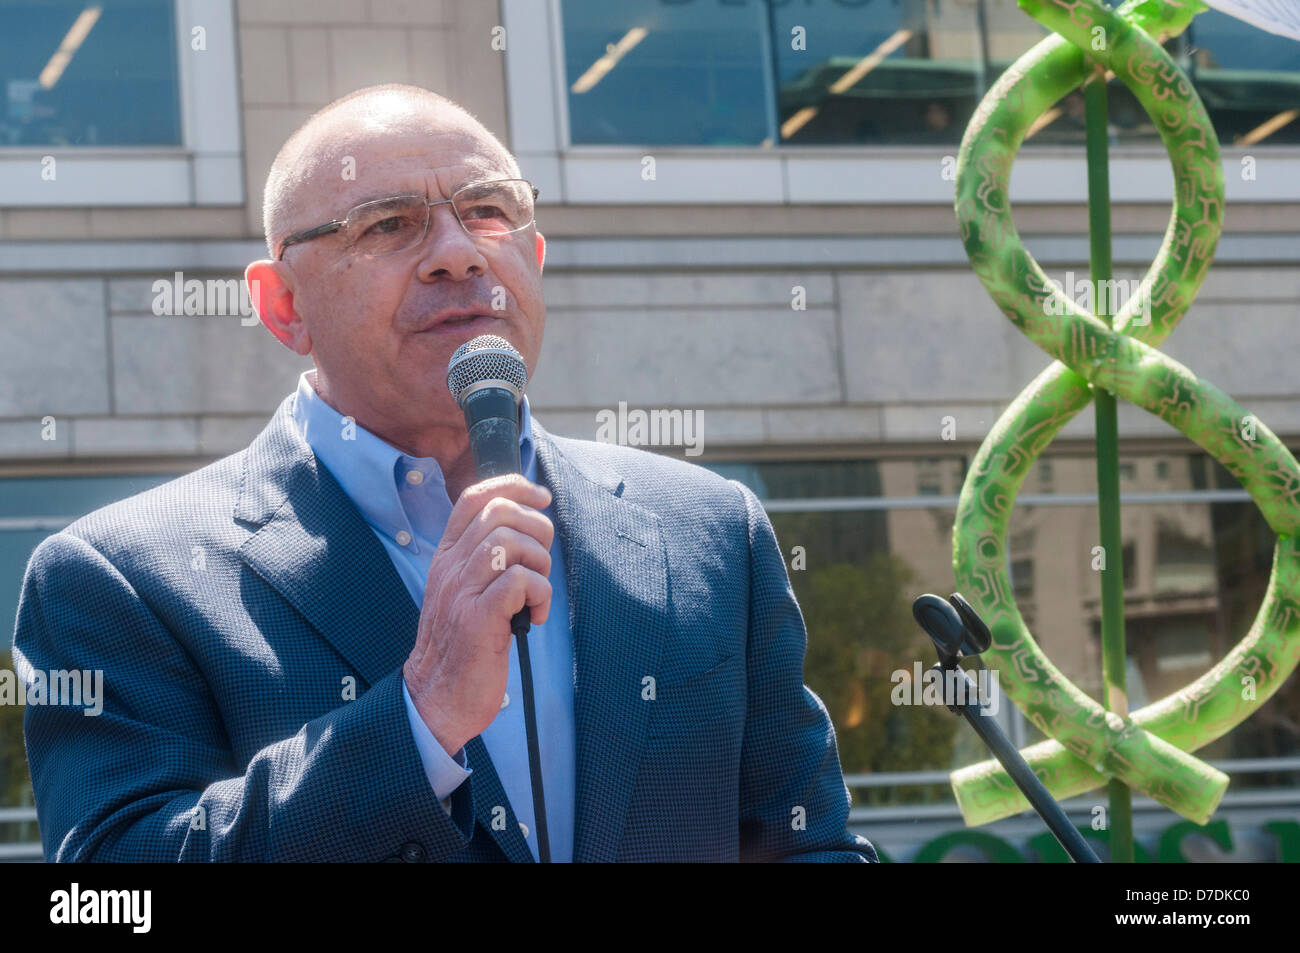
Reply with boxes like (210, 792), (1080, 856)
(0, 0), (180, 147)
(560, 0), (1300, 147)
(562, 0), (772, 145)
(705, 450), (1300, 799)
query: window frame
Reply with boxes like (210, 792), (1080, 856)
(504, 0), (1300, 207)
(0, 0), (243, 207)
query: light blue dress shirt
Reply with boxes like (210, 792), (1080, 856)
(292, 370), (575, 862)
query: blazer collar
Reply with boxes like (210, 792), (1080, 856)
(234, 395), (668, 862)
(289, 370), (541, 546)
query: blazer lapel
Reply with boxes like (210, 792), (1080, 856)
(532, 421), (669, 863)
(235, 395), (418, 687)
(233, 393), (528, 862)
(464, 736), (534, 862)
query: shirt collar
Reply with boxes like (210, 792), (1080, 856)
(291, 370), (535, 540)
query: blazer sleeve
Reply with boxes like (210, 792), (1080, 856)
(730, 480), (879, 863)
(14, 530), (475, 862)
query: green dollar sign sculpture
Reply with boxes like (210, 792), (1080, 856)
(949, 0), (1300, 827)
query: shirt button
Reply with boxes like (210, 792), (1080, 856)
(500, 692), (510, 710)
(519, 822), (529, 839)
(395, 530), (412, 546)
(405, 470), (424, 485)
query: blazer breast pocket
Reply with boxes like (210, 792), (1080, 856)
(646, 653), (742, 740)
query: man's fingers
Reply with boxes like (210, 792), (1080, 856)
(442, 474), (551, 545)
(444, 497), (554, 565)
(482, 564), (552, 627)
(465, 526), (552, 586)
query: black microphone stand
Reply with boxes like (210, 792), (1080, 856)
(511, 609), (550, 863)
(913, 592), (1100, 863)
(475, 422), (550, 863)
(478, 421), (549, 864)
(450, 338), (550, 862)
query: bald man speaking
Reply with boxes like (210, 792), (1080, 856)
(15, 85), (877, 863)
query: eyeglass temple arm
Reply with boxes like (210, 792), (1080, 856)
(277, 220), (345, 259)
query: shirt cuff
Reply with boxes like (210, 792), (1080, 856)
(402, 677), (472, 807)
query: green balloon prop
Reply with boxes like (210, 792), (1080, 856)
(949, 0), (1300, 827)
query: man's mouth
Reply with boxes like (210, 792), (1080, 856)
(416, 313), (498, 334)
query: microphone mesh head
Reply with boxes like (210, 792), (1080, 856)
(446, 334), (528, 406)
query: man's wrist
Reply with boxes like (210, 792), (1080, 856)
(401, 677), (472, 801)
(401, 667), (468, 758)
(422, 699), (469, 759)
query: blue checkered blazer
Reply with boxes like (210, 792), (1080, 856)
(15, 393), (877, 862)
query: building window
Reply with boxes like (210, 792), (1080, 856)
(0, 471), (183, 852)
(699, 450), (1300, 802)
(1154, 514), (1216, 595)
(1009, 557), (1034, 598)
(0, 0), (242, 206)
(0, 473), (182, 650)
(1121, 538), (1137, 591)
(1, 0), (181, 147)
(558, 0), (1300, 148)
(563, 0), (772, 146)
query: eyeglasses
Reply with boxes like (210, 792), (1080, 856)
(275, 178), (539, 261)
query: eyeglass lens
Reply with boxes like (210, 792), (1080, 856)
(343, 180), (534, 257)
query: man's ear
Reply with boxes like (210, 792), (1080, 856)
(535, 231), (546, 272)
(245, 259), (312, 356)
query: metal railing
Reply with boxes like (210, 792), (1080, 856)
(845, 758), (1300, 823)
(0, 807), (40, 861)
(3, 758), (1296, 861)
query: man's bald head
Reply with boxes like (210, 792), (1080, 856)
(261, 84), (520, 257)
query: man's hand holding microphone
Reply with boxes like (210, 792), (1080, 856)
(402, 472), (553, 757)
(402, 333), (550, 763)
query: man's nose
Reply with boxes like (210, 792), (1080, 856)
(414, 203), (488, 281)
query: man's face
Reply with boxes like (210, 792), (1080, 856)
(255, 105), (545, 444)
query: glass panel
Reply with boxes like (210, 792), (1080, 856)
(1011, 501), (1298, 789)
(702, 450), (1234, 502)
(561, 0), (772, 145)
(770, 0), (1048, 145)
(557, 2), (1300, 148)
(1, 472), (182, 832)
(1187, 9), (1300, 146)
(771, 3), (1300, 148)
(0, 474), (179, 652)
(0, 0), (180, 147)
(769, 508), (969, 804)
(705, 452), (1299, 803)
(701, 457), (885, 500)
(1025, 10), (1300, 147)
(0, 651), (35, 840)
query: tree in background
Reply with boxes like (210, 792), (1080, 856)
(779, 538), (961, 806)
(0, 651), (37, 846)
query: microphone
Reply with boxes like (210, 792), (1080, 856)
(446, 333), (529, 487)
(445, 333), (550, 862)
